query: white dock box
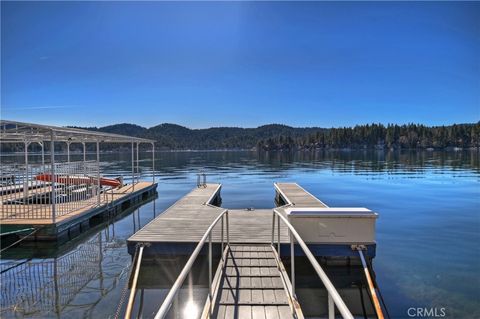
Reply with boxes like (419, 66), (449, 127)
(285, 207), (378, 244)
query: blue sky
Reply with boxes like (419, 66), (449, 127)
(1, 1), (479, 128)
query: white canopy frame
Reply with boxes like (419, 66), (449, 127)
(0, 120), (156, 221)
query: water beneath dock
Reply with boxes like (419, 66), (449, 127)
(1, 150), (478, 318)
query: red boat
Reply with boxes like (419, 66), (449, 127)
(35, 174), (121, 188)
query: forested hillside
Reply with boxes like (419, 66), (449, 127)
(77, 122), (479, 150)
(256, 123), (480, 150)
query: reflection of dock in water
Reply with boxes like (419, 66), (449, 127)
(0, 200), (156, 318)
(1, 233), (104, 316)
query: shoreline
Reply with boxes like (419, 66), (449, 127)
(1, 147), (479, 156)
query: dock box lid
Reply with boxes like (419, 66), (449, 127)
(284, 207), (378, 218)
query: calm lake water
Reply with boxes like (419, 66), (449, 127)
(1, 150), (479, 318)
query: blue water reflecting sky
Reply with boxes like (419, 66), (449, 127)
(1, 150), (478, 318)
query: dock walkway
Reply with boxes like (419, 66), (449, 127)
(128, 184), (296, 246)
(211, 244), (294, 319)
(274, 183), (327, 208)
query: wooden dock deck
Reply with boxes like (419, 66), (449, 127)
(1, 182), (157, 240)
(127, 182), (324, 247)
(128, 184), (290, 247)
(128, 182), (376, 259)
(274, 183), (327, 207)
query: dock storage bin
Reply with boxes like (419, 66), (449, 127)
(285, 208), (378, 244)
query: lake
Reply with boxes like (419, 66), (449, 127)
(1, 150), (479, 318)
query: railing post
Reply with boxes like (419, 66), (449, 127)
(151, 142), (155, 184)
(131, 142), (135, 191)
(208, 232), (212, 315)
(67, 141), (70, 163)
(23, 141), (29, 204)
(290, 229), (295, 297)
(40, 142), (45, 167)
(277, 215), (280, 257)
(82, 142), (86, 177)
(136, 142), (139, 183)
(221, 215), (224, 260)
(271, 212), (275, 246)
(226, 210), (230, 246)
(328, 292), (334, 319)
(96, 141), (100, 205)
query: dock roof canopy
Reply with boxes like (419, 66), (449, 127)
(0, 120), (154, 144)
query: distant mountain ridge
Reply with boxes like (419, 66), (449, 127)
(73, 122), (479, 150)
(88, 123), (322, 149)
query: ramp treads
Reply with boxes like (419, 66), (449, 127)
(210, 244), (295, 319)
(214, 305), (293, 319)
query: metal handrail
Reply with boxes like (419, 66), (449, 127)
(154, 209), (230, 319)
(271, 208), (354, 319)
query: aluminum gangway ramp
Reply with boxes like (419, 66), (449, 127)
(210, 244), (296, 319)
(134, 208), (354, 319)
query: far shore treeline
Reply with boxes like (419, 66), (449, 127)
(81, 122), (479, 151)
(2, 122), (479, 152)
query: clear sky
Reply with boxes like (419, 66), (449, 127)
(1, 1), (479, 128)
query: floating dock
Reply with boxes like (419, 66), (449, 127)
(128, 182), (377, 258)
(127, 182), (381, 319)
(1, 182), (157, 241)
(128, 184), (290, 254)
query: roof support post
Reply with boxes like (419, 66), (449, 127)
(82, 142), (86, 176)
(131, 142), (135, 191)
(50, 131), (56, 223)
(136, 142), (139, 184)
(23, 141), (29, 203)
(67, 141), (70, 163)
(96, 141), (100, 205)
(39, 142), (44, 167)
(151, 142), (155, 184)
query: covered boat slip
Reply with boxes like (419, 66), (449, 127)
(0, 120), (158, 240)
(1, 182), (157, 240)
(127, 182), (378, 258)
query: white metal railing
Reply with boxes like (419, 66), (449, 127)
(53, 160), (100, 217)
(0, 162), (52, 219)
(0, 161), (105, 220)
(271, 208), (354, 319)
(153, 209), (230, 319)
